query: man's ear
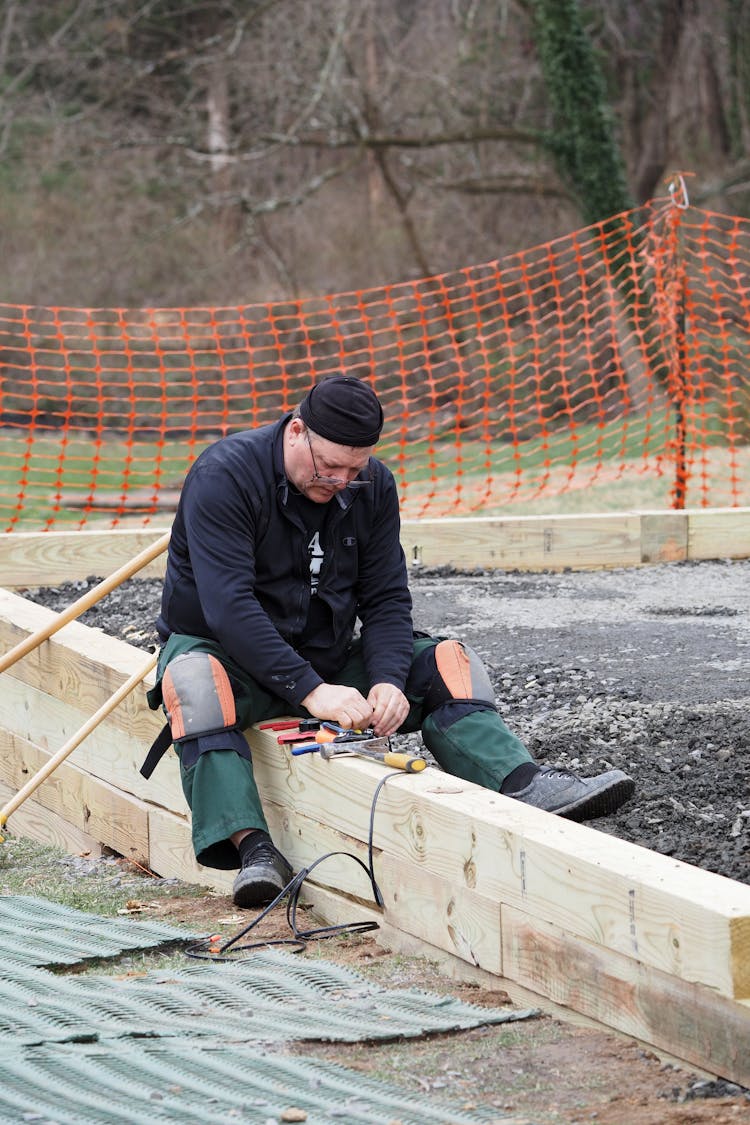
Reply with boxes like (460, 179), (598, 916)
(287, 417), (306, 444)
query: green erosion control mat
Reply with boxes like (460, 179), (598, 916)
(0, 894), (198, 966)
(0, 1040), (510, 1124)
(0, 898), (538, 1124)
(0, 950), (536, 1048)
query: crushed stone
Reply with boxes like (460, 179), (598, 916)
(21, 556), (750, 886)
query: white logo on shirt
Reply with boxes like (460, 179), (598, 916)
(308, 531), (324, 594)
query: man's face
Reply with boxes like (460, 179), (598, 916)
(285, 418), (375, 502)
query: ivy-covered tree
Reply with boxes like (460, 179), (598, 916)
(530, 0), (633, 223)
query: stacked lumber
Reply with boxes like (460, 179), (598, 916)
(0, 516), (749, 1087)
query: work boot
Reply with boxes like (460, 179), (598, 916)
(505, 765), (634, 821)
(232, 835), (294, 909)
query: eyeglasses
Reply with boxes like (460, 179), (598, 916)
(306, 433), (372, 489)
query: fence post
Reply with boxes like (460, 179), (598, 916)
(671, 270), (688, 510)
(665, 175), (691, 510)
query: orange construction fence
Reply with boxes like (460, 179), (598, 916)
(2, 184), (750, 532)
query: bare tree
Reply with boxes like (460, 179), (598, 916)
(1, 0), (748, 306)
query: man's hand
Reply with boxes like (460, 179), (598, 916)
(301, 683), (373, 731)
(368, 682), (410, 737)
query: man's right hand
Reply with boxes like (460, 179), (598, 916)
(300, 683), (373, 730)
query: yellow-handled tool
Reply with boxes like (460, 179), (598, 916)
(358, 749), (426, 773)
(318, 739), (426, 773)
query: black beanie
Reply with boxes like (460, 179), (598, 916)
(299, 376), (384, 447)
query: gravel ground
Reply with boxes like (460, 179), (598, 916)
(24, 556), (750, 886)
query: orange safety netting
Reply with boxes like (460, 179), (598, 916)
(2, 187), (750, 532)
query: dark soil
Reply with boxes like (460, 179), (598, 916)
(24, 556), (750, 885)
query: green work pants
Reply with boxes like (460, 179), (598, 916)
(154, 633), (532, 870)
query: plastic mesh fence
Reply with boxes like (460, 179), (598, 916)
(4, 188), (749, 531)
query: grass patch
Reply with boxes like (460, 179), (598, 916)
(3, 402), (741, 528)
(0, 834), (206, 916)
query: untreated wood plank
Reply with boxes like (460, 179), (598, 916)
(248, 726), (750, 999)
(400, 513), (643, 571)
(0, 529), (170, 588)
(0, 777), (104, 858)
(0, 589), (162, 738)
(502, 905), (750, 1088)
(0, 728), (150, 861)
(639, 511), (688, 563)
(147, 804), (233, 896)
(263, 799), (381, 903)
(0, 674), (185, 817)
(378, 852), (502, 974)
(687, 507), (750, 560)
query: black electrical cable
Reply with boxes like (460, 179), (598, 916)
(185, 771), (397, 961)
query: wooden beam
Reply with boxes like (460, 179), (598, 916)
(0, 529), (170, 588)
(0, 728), (149, 862)
(400, 513), (643, 571)
(1, 510), (750, 589)
(0, 673), (184, 818)
(378, 852), (503, 974)
(0, 778), (104, 859)
(503, 906), (750, 1088)
(248, 728), (750, 1000)
(687, 508), (750, 560)
(146, 804), (233, 896)
(639, 511), (688, 563)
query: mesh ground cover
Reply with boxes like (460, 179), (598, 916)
(0, 1040), (516, 1124)
(0, 950), (535, 1049)
(0, 894), (198, 966)
(0, 898), (536, 1123)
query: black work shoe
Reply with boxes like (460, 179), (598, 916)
(507, 765), (634, 821)
(232, 840), (294, 909)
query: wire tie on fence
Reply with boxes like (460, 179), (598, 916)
(668, 174), (690, 209)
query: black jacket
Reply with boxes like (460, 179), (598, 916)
(156, 415), (414, 705)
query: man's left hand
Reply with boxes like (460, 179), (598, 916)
(367, 683), (410, 737)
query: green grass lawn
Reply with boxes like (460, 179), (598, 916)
(0, 401), (746, 529)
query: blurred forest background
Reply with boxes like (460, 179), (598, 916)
(2, 0), (750, 309)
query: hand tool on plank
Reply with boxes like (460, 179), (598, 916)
(260, 719), (321, 733)
(276, 726), (327, 744)
(0, 650), (158, 842)
(290, 730), (386, 756)
(318, 738), (427, 773)
(288, 725), (377, 749)
(0, 530), (171, 675)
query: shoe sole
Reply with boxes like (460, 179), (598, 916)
(555, 776), (636, 822)
(232, 863), (293, 909)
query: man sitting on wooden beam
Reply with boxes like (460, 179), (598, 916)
(143, 376), (635, 908)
